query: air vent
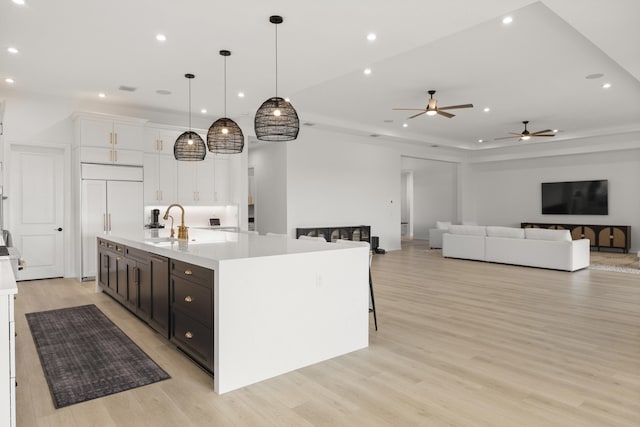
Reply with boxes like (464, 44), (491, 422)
(156, 89), (171, 95)
(369, 134), (380, 138)
(383, 119), (394, 123)
(431, 144), (439, 148)
(118, 85), (137, 92)
(303, 122), (315, 127)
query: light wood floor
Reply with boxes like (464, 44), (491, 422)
(14, 240), (640, 426)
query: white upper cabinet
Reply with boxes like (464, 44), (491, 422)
(144, 127), (181, 154)
(214, 157), (230, 202)
(74, 113), (146, 165)
(144, 153), (178, 204)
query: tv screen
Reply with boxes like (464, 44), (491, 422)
(541, 180), (608, 215)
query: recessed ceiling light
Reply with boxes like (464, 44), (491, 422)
(201, 109), (207, 114)
(284, 98), (290, 102)
(98, 92), (106, 98)
(502, 16), (513, 24)
(237, 92), (245, 98)
(602, 83), (611, 89)
(478, 139), (484, 143)
(553, 129), (559, 133)
(403, 123), (408, 128)
(12, 0), (25, 5)
(5, 78), (15, 84)
(585, 73), (604, 80)
(7, 47), (19, 54)
(156, 34), (167, 42)
(363, 68), (372, 75)
(483, 107), (490, 112)
(367, 33), (377, 41)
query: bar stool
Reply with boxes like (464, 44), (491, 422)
(335, 239), (378, 331)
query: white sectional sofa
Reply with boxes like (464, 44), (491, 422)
(428, 221), (451, 249)
(443, 225), (590, 271)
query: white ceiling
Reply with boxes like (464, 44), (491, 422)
(1, 0), (639, 151)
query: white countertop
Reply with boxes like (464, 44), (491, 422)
(101, 228), (359, 269)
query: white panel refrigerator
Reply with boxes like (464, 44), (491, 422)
(81, 164), (143, 279)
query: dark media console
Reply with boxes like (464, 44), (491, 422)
(521, 222), (631, 253)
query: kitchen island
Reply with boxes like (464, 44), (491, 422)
(97, 228), (370, 394)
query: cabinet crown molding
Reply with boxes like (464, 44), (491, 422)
(71, 111), (148, 124)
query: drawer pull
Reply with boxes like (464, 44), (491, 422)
(185, 331), (193, 339)
(184, 269), (193, 275)
(184, 295), (193, 303)
(117, 247), (123, 252)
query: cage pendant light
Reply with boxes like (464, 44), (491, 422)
(207, 50), (244, 154)
(254, 15), (299, 141)
(174, 73), (206, 161)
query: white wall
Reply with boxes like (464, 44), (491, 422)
(286, 128), (402, 251)
(401, 156), (458, 239)
(462, 148), (640, 251)
(248, 142), (288, 235)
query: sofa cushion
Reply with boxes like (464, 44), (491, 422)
(462, 220), (478, 226)
(525, 228), (572, 242)
(436, 221), (451, 230)
(448, 225), (487, 236)
(486, 226), (525, 239)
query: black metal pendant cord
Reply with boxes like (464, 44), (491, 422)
(188, 77), (192, 132)
(223, 54), (227, 117)
(274, 22), (278, 97)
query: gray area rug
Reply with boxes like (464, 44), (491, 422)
(26, 304), (170, 408)
(589, 264), (640, 275)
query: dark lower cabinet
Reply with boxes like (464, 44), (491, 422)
(97, 238), (213, 373)
(170, 259), (214, 373)
(149, 255), (170, 339)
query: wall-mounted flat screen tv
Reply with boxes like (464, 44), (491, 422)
(541, 180), (608, 215)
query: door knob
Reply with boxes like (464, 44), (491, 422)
(56, 227), (63, 232)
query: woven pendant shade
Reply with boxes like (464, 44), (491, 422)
(174, 73), (206, 161)
(255, 15), (300, 142)
(174, 131), (206, 161)
(255, 97), (299, 141)
(207, 50), (244, 154)
(207, 118), (244, 154)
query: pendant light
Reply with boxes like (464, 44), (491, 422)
(254, 15), (299, 141)
(174, 73), (206, 161)
(207, 50), (244, 154)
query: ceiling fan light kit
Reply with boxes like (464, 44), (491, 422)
(392, 90), (473, 120)
(494, 120), (555, 142)
(174, 74), (207, 161)
(255, 15), (300, 142)
(207, 50), (245, 154)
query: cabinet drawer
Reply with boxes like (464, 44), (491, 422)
(170, 260), (213, 287)
(125, 246), (148, 262)
(172, 276), (212, 327)
(171, 310), (213, 371)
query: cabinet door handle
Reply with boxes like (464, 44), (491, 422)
(184, 295), (193, 303)
(184, 269), (193, 275)
(185, 331), (193, 339)
(109, 132), (113, 145)
(107, 243), (114, 249)
(133, 266), (139, 285)
(116, 247), (122, 252)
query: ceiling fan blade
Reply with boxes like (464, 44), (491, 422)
(508, 132), (523, 136)
(437, 104), (474, 111)
(437, 110), (455, 118)
(532, 134), (555, 137)
(531, 129), (553, 135)
(392, 108), (427, 111)
(494, 135), (520, 140)
(408, 111), (427, 119)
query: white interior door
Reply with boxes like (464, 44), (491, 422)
(9, 145), (65, 280)
(81, 180), (107, 279)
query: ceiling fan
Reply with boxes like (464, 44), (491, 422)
(495, 121), (555, 141)
(393, 90), (473, 119)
